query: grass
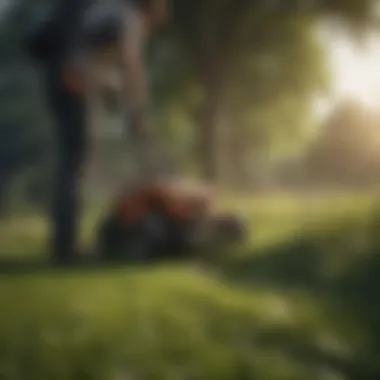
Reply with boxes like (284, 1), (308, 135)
(1, 192), (380, 379)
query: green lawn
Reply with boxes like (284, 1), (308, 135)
(0, 192), (380, 379)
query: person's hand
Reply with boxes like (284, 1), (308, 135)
(138, 0), (169, 33)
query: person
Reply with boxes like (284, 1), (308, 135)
(24, 0), (168, 264)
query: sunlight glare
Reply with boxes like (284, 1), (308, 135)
(328, 33), (380, 108)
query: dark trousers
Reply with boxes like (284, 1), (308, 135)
(42, 59), (86, 262)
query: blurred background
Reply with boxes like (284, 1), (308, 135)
(3, 0), (380, 212)
(1, 1), (380, 207)
(2, 1), (380, 379)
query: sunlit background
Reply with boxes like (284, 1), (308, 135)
(317, 28), (380, 118)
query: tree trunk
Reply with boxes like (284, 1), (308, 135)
(227, 128), (246, 186)
(197, 66), (225, 182)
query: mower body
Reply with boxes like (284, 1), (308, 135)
(96, 180), (244, 261)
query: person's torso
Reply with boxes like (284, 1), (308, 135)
(29, 0), (144, 62)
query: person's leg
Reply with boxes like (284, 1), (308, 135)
(43, 61), (87, 263)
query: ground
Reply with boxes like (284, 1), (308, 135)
(0, 192), (380, 379)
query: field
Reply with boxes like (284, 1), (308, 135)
(0, 192), (380, 379)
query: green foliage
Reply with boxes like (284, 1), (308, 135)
(318, 0), (380, 37)
(0, 0), (53, 212)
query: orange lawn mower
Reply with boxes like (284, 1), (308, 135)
(95, 179), (246, 262)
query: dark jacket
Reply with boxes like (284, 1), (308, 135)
(24, 0), (131, 63)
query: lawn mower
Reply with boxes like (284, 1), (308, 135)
(95, 179), (245, 262)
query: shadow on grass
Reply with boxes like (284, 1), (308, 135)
(0, 254), (203, 277)
(221, 217), (380, 380)
(0, 257), (163, 276)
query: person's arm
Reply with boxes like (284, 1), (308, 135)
(121, 7), (149, 140)
(120, 1), (169, 180)
(121, 0), (168, 139)
(120, 6), (158, 182)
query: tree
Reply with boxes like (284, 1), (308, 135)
(158, 0), (380, 181)
(0, 0), (53, 213)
